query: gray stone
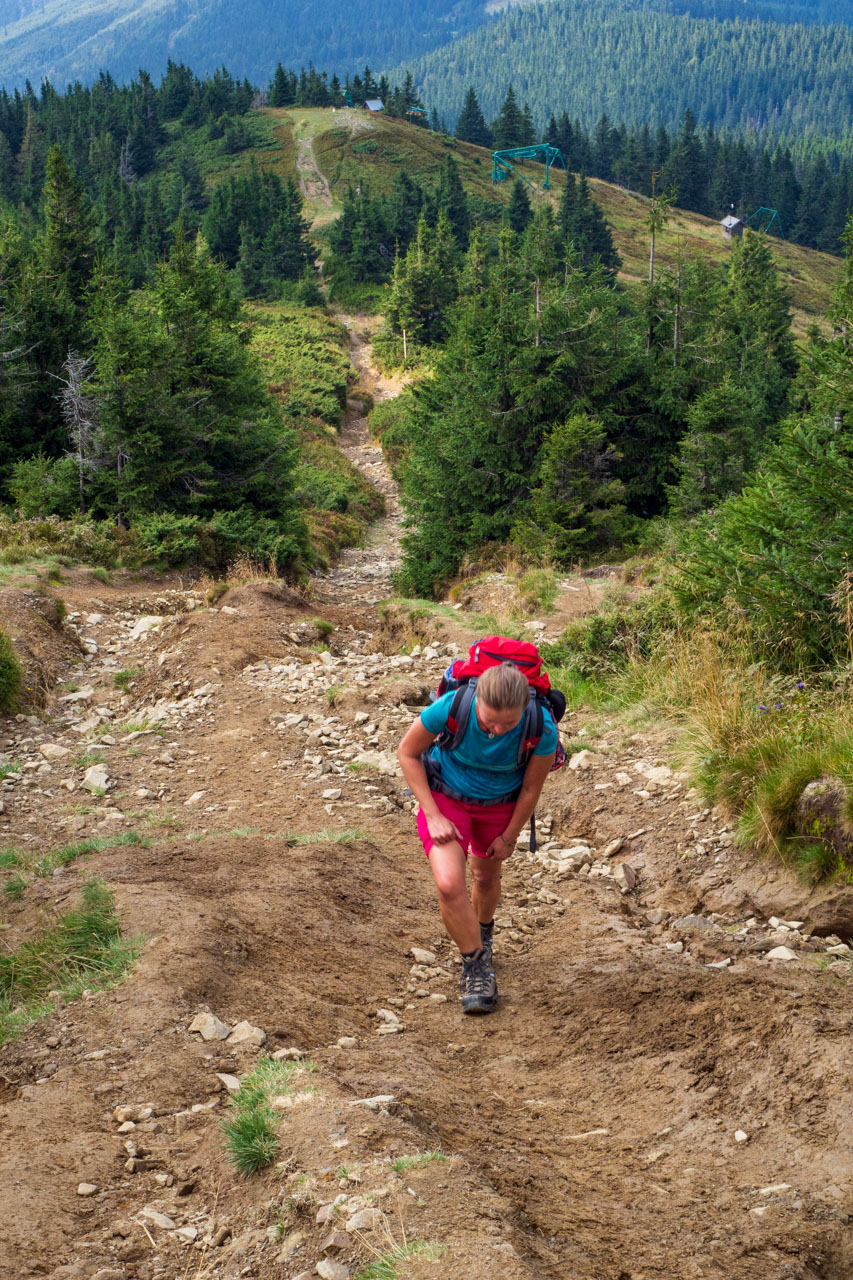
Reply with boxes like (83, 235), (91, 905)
(226, 1020), (266, 1048)
(216, 1073), (242, 1096)
(188, 1012), (232, 1041)
(40, 743), (70, 761)
(317, 1260), (350, 1280)
(345, 1208), (383, 1232)
(273, 1046), (305, 1060)
(139, 1206), (176, 1230)
(613, 863), (637, 893)
(82, 765), (110, 793)
(129, 615), (165, 641)
(77, 1182), (98, 1196)
(766, 945), (798, 961)
(348, 1094), (395, 1111)
(673, 914), (715, 932)
(410, 946), (436, 964)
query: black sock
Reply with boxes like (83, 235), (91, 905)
(461, 948), (483, 961)
(479, 919), (494, 934)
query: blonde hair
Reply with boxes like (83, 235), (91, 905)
(477, 662), (530, 712)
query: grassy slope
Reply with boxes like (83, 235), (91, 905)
(246, 106), (838, 332)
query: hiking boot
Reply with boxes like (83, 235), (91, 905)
(479, 921), (494, 970)
(459, 950), (498, 1015)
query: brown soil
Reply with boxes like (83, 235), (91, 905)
(0, 327), (851, 1280)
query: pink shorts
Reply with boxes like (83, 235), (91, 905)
(417, 791), (517, 860)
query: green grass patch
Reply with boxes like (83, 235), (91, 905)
(390, 1151), (448, 1173)
(0, 849), (23, 868)
(516, 566), (559, 614)
(283, 828), (369, 845)
(3, 831), (146, 897)
(222, 1057), (317, 1176)
(354, 1240), (449, 1280)
(73, 750), (105, 769)
(0, 760), (22, 780)
(3, 874), (26, 901)
(113, 668), (142, 691)
(0, 877), (139, 1045)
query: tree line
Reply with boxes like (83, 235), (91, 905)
(403, 0), (853, 161)
(371, 207), (801, 595)
(456, 85), (853, 256)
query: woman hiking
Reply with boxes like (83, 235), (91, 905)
(398, 661), (557, 1015)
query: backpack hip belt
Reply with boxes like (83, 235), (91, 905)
(421, 750), (521, 807)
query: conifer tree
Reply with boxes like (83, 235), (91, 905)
(492, 85), (525, 150)
(437, 155), (469, 248)
(505, 178), (533, 234)
(454, 87), (492, 148)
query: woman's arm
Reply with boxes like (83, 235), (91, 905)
(485, 751), (556, 860)
(397, 718), (461, 845)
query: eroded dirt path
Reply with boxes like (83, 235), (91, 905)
(296, 136), (333, 209)
(0, 326), (852, 1280)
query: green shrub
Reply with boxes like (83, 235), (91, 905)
(676, 417), (853, 668)
(0, 627), (22, 713)
(8, 454), (79, 518)
(541, 592), (678, 679)
(132, 508), (305, 573)
(369, 398), (415, 480)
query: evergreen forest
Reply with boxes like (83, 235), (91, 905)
(0, 56), (852, 676)
(401, 0), (853, 157)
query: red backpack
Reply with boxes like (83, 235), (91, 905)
(436, 636), (566, 764)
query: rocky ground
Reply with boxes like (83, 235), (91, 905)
(0, 321), (851, 1280)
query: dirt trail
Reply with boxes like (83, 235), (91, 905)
(295, 136), (333, 209)
(0, 326), (852, 1280)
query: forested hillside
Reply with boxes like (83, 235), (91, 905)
(402, 0), (853, 155)
(0, 0), (491, 90)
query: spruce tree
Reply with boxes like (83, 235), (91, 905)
(455, 87), (492, 148)
(492, 85), (525, 150)
(437, 155), (469, 248)
(505, 178), (533, 234)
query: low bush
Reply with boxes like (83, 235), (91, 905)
(541, 591), (679, 680)
(0, 627), (22, 713)
(369, 398), (415, 480)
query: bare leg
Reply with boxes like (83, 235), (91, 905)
(427, 842), (481, 954)
(471, 857), (502, 926)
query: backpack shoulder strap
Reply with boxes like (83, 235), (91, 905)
(439, 680), (476, 753)
(517, 690), (544, 767)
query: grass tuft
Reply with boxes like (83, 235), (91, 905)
(390, 1150), (447, 1173)
(222, 1057), (317, 1176)
(113, 668), (142, 690)
(354, 1239), (448, 1280)
(0, 877), (138, 1044)
(283, 828), (368, 845)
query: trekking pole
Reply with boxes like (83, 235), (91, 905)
(529, 811), (537, 853)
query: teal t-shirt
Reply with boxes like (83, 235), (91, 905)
(420, 689), (557, 802)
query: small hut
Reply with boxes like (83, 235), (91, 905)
(364, 98), (384, 113)
(721, 214), (744, 240)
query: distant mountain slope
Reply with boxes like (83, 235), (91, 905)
(0, 0), (493, 89)
(399, 0), (853, 151)
(264, 107), (838, 329)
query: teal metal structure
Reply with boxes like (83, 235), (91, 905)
(492, 145), (565, 190)
(745, 207), (785, 237)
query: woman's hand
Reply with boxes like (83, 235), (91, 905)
(484, 832), (514, 861)
(426, 810), (461, 846)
